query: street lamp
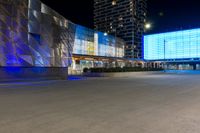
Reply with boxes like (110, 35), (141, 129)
(145, 23), (152, 30)
(164, 40), (167, 72)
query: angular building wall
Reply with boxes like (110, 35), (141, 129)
(0, 0), (76, 79)
(0, 0), (76, 67)
(29, 2), (76, 67)
(0, 0), (29, 66)
(0, 0), (126, 79)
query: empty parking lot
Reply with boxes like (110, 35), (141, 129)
(0, 74), (200, 133)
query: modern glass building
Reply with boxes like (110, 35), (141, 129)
(144, 28), (200, 70)
(0, 0), (125, 78)
(0, 0), (76, 79)
(70, 25), (125, 74)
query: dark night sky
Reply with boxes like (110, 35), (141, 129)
(41, 0), (200, 34)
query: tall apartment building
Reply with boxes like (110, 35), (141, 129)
(94, 0), (147, 59)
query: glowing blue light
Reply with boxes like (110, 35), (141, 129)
(144, 28), (200, 60)
(4, 67), (23, 75)
(68, 76), (85, 80)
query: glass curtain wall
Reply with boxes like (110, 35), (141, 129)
(73, 25), (125, 58)
(73, 25), (95, 55)
(144, 28), (200, 60)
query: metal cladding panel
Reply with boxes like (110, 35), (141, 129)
(28, 21), (41, 34)
(0, 0), (28, 5)
(28, 0), (41, 11)
(41, 3), (64, 20)
(38, 11), (76, 67)
(0, 0), (76, 67)
(28, 9), (41, 23)
(0, 0), (29, 66)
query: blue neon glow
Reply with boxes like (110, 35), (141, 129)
(144, 28), (200, 60)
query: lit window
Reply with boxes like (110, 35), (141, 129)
(118, 17), (123, 21)
(112, 0), (117, 5)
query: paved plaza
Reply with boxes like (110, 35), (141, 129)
(1, 74), (200, 133)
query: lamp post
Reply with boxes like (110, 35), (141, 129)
(144, 22), (152, 69)
(164, 40), (166, 72)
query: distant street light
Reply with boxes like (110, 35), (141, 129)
(145, 23), (152, 30)
(104, 32), (108, 36)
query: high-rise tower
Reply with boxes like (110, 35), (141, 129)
(94, 0), (147, 59)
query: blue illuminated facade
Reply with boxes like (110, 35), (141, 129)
(0, 0), (76, 67)
(0, 0), (75, 79)
(0, 0), (126, 78)
(0, 0), (124, 69)
(144, 28), (200, 61)
(69, 25), (125, 74)
(73, 25), (124, 58)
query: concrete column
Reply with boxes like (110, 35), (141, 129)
(193, 64), (197, 70)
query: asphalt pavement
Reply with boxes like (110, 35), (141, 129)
(0, 74), (200, 133)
